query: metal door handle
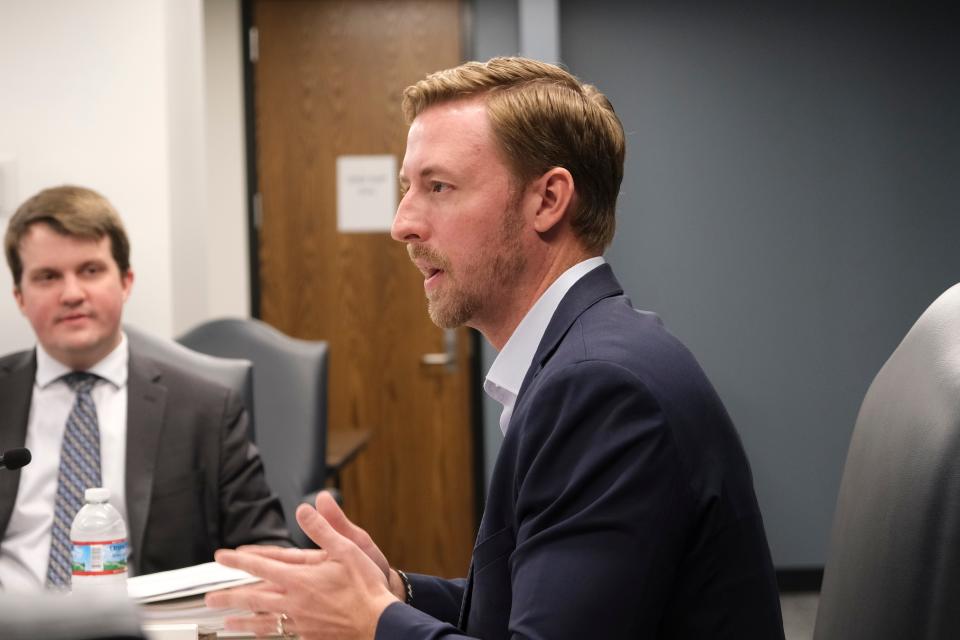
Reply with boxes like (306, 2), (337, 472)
(421, 329), (457, 372)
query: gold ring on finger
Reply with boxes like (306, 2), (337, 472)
(278, 612), (292, 637)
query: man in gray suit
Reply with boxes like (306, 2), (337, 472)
(0, 185), (291, 591)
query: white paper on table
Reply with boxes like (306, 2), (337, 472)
(128, 561), (261, 603)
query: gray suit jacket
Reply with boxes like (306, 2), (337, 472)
(0, 347), (292, 576)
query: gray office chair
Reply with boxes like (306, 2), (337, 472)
(177, 317), (329, 548)
(124, 325), (256, 440)
(814, 283), (960, 640)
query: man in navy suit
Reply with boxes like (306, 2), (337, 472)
(209, 56), (784, 639)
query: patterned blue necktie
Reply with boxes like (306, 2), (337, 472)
(46, 372), (102, 589)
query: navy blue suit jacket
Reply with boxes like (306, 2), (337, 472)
(378, 265), (783, 639)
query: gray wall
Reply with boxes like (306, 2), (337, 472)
(561, 2), (960, 566)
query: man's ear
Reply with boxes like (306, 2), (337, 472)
(531, 167), (575, 234)
(13, 286), (24, 313)
(120, 269), (134, 303)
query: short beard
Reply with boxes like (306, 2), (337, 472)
(428, 294), (473, 329)
(420, 199), (526, 329)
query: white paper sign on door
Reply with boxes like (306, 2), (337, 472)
(336, 155), (397, 233)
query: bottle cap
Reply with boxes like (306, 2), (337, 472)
(84, 487), (111, 503)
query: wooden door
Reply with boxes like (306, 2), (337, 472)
(251, 0), (475, 576)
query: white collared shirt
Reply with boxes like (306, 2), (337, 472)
(0, 335), (129, 592)
(484, 257), (606, 435)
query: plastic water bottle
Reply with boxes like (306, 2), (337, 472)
(70, 487), (128, 594)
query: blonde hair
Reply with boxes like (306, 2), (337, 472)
(403, 56), (625, 252)
(5, 185), (130, 286)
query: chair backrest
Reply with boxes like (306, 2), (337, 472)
(177, 318), (329, 548)
(124, 325), (256, 440)
(814, 283), (960, 640)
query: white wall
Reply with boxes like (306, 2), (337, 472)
(0, 0), (250, 355)
(167, 0), (210, 335)
(203, 0), (250, 320)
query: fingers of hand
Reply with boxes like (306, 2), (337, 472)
(213, 549), (299, 595)
(244, 580), (287, 596)
(310, 495), (391, 580)
(314, 489), (339, 514)
(205, 582), (286, 612)
(297, 505), (350, 554)
(235, 544), (328, 565)
(315, 494), (387, 575)
(316, 491), (366, 541)
(222, 611), (292, 637)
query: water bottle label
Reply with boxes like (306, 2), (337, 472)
(71, 538), (128, 576)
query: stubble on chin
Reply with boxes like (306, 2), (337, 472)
(425, 244), (525, 331)
(426, 287), (476, 329)
(416, 196), (527, 330)
(408, 244), (469, 328)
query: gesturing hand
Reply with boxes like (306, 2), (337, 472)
(205, 502), (399, 640)
(312, 491), (391, 581)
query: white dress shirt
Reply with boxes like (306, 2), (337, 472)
(484, 257), (606, 435)
(0, 335), (129, 592)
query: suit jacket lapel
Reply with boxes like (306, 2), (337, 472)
(514, 263), (625, 404)
(461, 265), (625, 629)
(0, 351), (37, 538)
(125, 351), (166, 573)
(457, 560), (475, 629)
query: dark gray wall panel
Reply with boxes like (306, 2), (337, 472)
(561, 2), (960, 566)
